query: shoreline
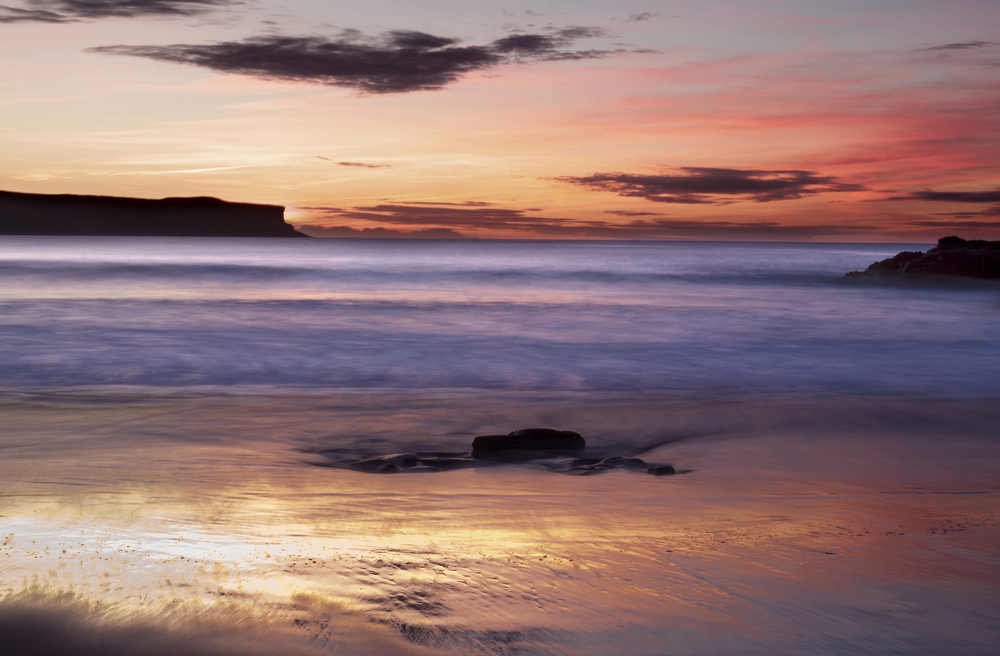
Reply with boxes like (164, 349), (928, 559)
(2, 391), (998, 654)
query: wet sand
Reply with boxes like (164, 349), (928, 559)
(2, 391), (999, 655)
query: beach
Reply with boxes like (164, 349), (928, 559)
(1, 237), (999, 655)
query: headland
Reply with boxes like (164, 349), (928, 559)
(846, 236), (1000, 279)
(0, 189), (306, 238)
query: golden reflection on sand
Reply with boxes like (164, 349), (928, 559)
(2, 394), (1000, 654)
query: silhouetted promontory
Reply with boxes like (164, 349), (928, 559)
(846, 236), (1000, 280)
(0, 189), (306, 237)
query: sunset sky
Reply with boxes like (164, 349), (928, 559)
(2, 0), (998, 240)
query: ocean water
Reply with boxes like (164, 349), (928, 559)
(2, 237), (998, 395)
(1, 236), (999, 655)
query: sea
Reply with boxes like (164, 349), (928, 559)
(1, 236), (998, 656)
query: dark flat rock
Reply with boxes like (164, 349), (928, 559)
(472, 428), (585, 460)
(845, 236), (1000, 280)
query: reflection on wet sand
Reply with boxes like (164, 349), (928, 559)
(2, 392), (999, 655)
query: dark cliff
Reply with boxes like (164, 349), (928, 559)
(0, 190), (307, 238)
(845, 236), (1000, 280)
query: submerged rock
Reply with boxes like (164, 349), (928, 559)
(345, 452), (475, 474)
(647, 465), (676, 476)
(471, 428), (585, 459)
(564, 456), (649, 476)
(845, 236), (1000, 280)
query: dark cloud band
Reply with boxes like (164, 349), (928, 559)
(296, 225), (470, 239)
(305, 203), (549, 230)
(555, 167), (863, 204)
(913, 219), (1000, 228)
(927, 206), (1000, 219)
(335, 161), (391, 169)
(0, 0), (227, 22)
(905, 189), (1000, 203)
(307, 202), (868, 239)
(88, 27), (620, 94)
(918, 41), (996, 51)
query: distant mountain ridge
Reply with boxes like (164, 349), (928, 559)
(0, 189), (306, 238)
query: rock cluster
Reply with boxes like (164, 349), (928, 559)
(315, 428), (678, 476)
(845, 236), (1000, 280)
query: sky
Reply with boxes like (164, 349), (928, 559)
(1, 0), (998, 241)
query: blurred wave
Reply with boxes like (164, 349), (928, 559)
(0, 260), (858, 287)
(0, 238), (997, 395)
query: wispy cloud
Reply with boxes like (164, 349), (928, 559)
(336, 161), (390, 169)
(918, 40), (996, 51)
(0, 4), (64, 21)
(89, 27), (628, 94)
(555, 167), (863, 205)
(912, 219), (1000, 228)
(624, 12), (659, 23)
(530, 219), (869, 240)
(401, 200), (496, 207)
(0, 0), (228, 23)
(109, 164), (251, 175)
(315, 157), (392, 169)
(604, 210), (665, 217)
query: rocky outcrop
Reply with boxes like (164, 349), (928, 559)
(0, 189), (306, 237)
(846, 236), (1000, 280)
(313, 428), (680, 476)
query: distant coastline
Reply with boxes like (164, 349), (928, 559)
(0, 189), (306, 238)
